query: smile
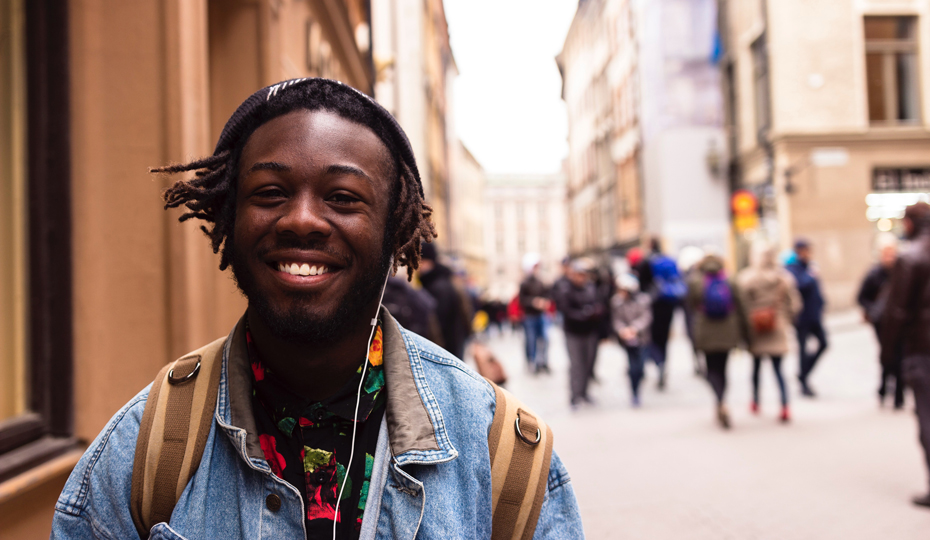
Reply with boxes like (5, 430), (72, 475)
(276, 262), (331, 277)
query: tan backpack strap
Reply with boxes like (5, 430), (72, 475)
(130, 336), (226, 538)
(488, 381), (554, 540)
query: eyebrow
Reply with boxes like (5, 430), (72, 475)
(326, 164), (373, 185)
(247, 161), (290, 174)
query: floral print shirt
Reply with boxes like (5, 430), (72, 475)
(247, 324), (386, 540)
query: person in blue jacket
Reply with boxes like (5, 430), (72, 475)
(785, 238), (828, 397)
(50, 78), (583, 540)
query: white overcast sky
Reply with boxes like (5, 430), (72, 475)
(444, 0), (579, 175)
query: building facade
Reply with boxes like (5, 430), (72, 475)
(483, 175), (568, 302)
(634, 0), (730, 257)
(559, 0), (728, 263)
(371, 0), (457, 250)
(720, 0), (930, 308)
(0, 0), (373, 536)
(558, 0), (645, 259)
(449, 141), (488, 287)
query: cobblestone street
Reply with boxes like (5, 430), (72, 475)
(479, 312), (930, 539)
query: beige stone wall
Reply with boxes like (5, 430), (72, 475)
(778, 135), (930, 309)
(725, 0), (930, 309)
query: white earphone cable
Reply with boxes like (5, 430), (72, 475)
(332, 260), (393, 540)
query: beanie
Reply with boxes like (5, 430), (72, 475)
(212, 77), (423, 197)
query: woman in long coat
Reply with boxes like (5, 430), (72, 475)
(737, 243), (802, 422)
(687, 253), (745, 429)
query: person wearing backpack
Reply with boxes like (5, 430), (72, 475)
(737, 243), (801, 422)
(687, 253), (745, 429)
(50, 79), (583, 540)
(646, 239), (686, 389)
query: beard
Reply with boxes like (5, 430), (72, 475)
(226, 232), (392, 345)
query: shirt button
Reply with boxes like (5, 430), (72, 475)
(266, 493), (282, 512)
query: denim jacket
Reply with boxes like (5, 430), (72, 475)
(51, 312), (584, 539)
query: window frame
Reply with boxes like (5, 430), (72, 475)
(864, 15), (921, 126)
(0, 0), (76, 484)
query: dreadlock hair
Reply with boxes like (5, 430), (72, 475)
(154, 80), (437, 279)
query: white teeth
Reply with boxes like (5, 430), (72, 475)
(277, 262), (329, 276)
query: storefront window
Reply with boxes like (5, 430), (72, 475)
(0, 0), (27, 424)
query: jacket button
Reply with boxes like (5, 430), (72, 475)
(266, 493), (282, 512)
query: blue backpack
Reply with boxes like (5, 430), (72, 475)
(703, 273), (733, 319)
(650, 255), (686, 301)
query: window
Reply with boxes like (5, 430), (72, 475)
(865, 16), (920, 124)
(0, 0), (76, 483)
(751, 33), (771, 135)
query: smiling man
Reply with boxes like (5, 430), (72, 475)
(51, 79), (583, 540)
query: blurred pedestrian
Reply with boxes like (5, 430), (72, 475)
(418, 242), (472, 359)
(518, 253), (552, 373)
(786, 238), (828, 397)
(738, 242), (801, 422)
(880, 202), (930, 508)
(687, 253), (744, 429)
(858, 234), (903, 409)
(553, 257), (604, 409)
(611, 274), (652, 407)
(646, 238), (686, 390)
(381, 275), (443, 346)
(591, 265), (615, 382)
(679, 245), (707, 376)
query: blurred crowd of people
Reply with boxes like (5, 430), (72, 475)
(387, 207), (930, 509)
(494, 237), (827, 427)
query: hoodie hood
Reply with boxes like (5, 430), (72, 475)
(698, 254), (725, 275)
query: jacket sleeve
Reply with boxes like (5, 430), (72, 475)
(880, 256), (914, 366)
(531, 452), (586, 539)
(631, 295), (653, 334)
(51, 389), (149, 540)
(518, 281), (534, 312)
(783, 272), (803, 320)
(856, 268), (878, 311)
(685, 274), (701, 313)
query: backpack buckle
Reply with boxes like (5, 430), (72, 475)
(168, 360), (201, 385)
(514, 414), (541, 445)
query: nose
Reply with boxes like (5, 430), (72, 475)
(275, 192), (332, 238)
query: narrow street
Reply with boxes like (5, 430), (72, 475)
(480, 312), (930, 539)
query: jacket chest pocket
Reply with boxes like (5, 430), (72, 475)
(147, 523), (191, 540)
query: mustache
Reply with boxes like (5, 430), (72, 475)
(256, 238), (351, 266)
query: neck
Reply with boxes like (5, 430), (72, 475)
(246, 302), (381, 402)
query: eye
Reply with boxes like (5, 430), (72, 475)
(329, 192), (361, 205)
(254, 187), (287, 199)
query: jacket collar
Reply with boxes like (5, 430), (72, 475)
(216, 309), (457, 465)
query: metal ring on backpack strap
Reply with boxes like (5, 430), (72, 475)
(514, 414), (541, 445)
(167, 361), (201, 385)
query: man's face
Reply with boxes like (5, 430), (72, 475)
(796, 246), (811, 263)
(568, 268), (589, 287)
(879, 244), (897, 268)
(228, 109), (393, 343)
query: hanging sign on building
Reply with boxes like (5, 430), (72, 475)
(731, 189), (759, 232)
